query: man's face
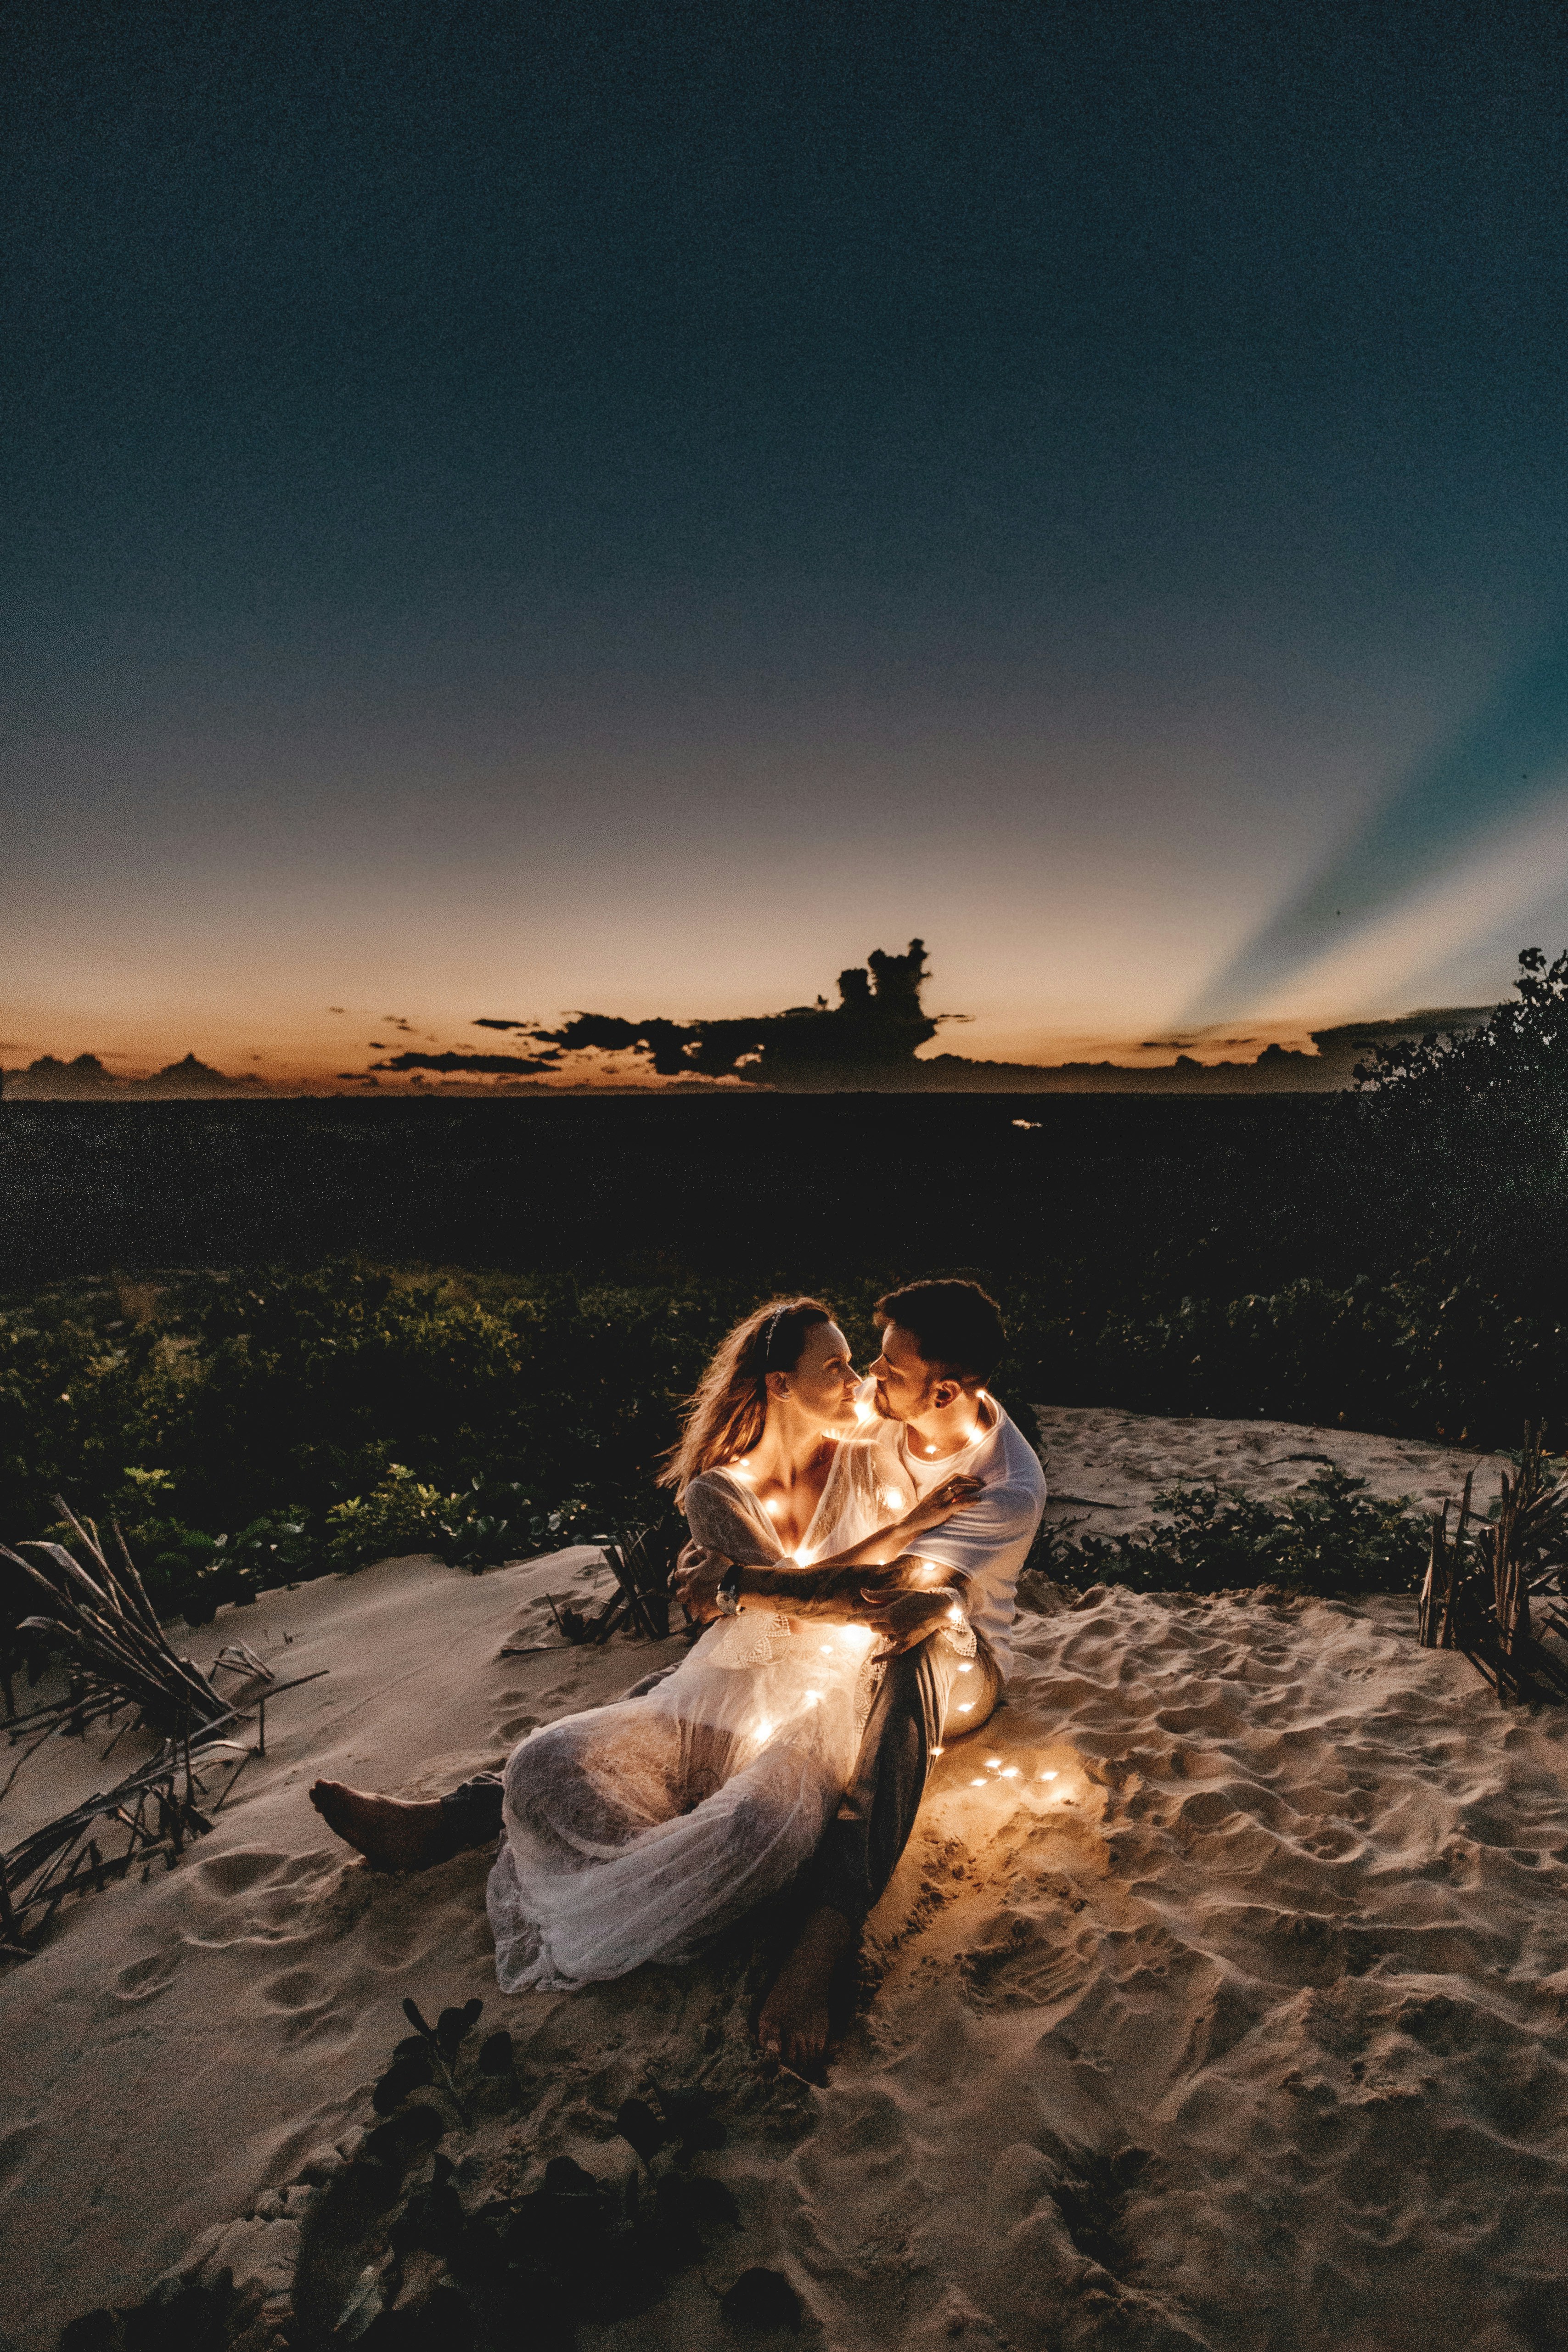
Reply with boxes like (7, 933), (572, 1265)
(869, 1320), (940, 1424)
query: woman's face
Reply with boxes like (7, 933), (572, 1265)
(776, 1319), (860, 1430)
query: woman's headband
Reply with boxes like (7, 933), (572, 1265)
(759, 1304), (791, 1374)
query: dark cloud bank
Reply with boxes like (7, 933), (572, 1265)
(6, 943), (1498, 1100)
(365, 941), (1494, 1097)
(7, 938), (1503, 1100)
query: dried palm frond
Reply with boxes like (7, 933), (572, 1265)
(0, 1502), (232, 1764)
(506, 1516), (685, 1653)
(1, 1510), (326, 1958)
(1417, 1428), (1568, 1703)
(0, 1733), (251, 1956)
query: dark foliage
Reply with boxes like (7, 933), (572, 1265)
(1034, 1467), (1429, 1599)
(721, 2267), (803, 2330)
(1320, 945), (1568, 1295)
(328, 2001), (749, 2346)
(1, 1266), (752, 1651)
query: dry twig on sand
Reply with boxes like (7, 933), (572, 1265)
(535, 1519), (685, 1648)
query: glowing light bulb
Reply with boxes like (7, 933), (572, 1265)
(924, 1445), (938, 1457)
(755, 1719), (773, 1741)
(764, 1497), (781, 1516)
(1001, 1767), (1020, 1779)
(956, 1701), (973, 1712)
(1040, 1769), (1058, 1781)
(956, 1662), (973, 1674)
(930, 1745), (944, 1758)
(804, 1690), (821, 1705)
(881, 1489), (900, 1507)
(819, 1642), (834, 1654)
(985, 1757), (1001, 1768)
(970, 1776), (986, 1786)
(947, 1604), (963, 1623)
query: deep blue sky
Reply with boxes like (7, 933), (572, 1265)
(7, 0), (1567, 1079)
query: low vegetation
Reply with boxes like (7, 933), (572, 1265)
(1032, 1466), (1431, 1599)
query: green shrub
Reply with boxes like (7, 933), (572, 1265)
(1036, 1465), (1428, 1599)
(322, 1466), (627, 1576)
(324, 1465), (452, 1572)
(1087, 1267), (1568, 1443)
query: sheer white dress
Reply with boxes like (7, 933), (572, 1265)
(485, 1433), (972, 1991)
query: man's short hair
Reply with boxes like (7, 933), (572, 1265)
(875, 1278), (1006, 1387)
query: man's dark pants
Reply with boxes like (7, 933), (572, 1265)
(432, 1639), (1001, 1924)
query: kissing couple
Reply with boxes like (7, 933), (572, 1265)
(311, 1278), (1046, 2070)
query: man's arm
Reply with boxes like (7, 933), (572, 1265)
(674, 1542), (944, 1625)
(735, 1550), (947, 1618)
(675, 1468), (979, 1623)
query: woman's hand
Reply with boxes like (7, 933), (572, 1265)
(674, 1540), (731, 1622)
(895, 1472), (983, 1542)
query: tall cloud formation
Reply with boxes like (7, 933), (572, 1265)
(373, 943), (942, 1085)
(1190, 636), (1568, 1024)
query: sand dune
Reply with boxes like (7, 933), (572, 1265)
(3, 1412), (1566, 2352)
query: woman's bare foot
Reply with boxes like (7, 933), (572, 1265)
(309, 1780), (446, 1871)
(756, 1905), (854, 2074)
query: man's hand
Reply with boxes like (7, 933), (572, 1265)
(674, 1538), (731, 1624)
(861, 1587), (967, 1657)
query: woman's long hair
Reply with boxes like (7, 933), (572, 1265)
(658, 1297), (834, 1499)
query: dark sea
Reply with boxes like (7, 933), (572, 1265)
(0, 1095), (1330, 1291)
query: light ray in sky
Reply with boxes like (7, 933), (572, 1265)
(1189, 636), (1568, 1025)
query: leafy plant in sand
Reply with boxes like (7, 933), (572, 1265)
(1032, 1465), (1429, 1600)
(256, 1998), (775, 2350)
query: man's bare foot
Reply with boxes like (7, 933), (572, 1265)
(756, 1904), (855, 2074)
(309, 1780), (446, 1871)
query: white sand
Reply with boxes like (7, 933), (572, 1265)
(3, 1412), (1567, 2352)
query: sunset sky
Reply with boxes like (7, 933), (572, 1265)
(7, 1), (1568, 1086)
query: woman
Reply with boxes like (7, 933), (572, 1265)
(485, 1297), (978, 1991)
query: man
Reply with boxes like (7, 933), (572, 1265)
(676, 1278), (1046, 2067)
(310, 1278), (1045, 2070)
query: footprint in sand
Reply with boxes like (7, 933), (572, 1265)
(113, 1949), (180, 2001)
(260, 1964), (330, 2012)
(0, 2121), (45, 2190)
(197, 1847), (290, 1897)
(259, 1965), (346, 2043)
(495, 1713), (540, 1742)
